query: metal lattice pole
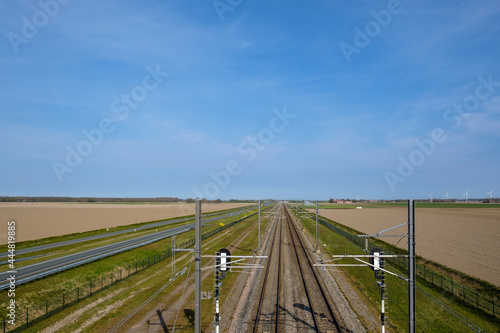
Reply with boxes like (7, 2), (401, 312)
(301, 200), (304, 230)
(258, 200), (261, 251)
(408, 199), (416, 333)
(315, 200), (319, 250)
(195, 199), (202, 333)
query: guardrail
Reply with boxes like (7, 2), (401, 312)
(0, 206), (257, 291)
(0, 204), (257, 258)
(0, 211), (257, 332)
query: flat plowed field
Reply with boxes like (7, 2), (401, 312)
(312, 207), (500, 286)
(0, 202), (250, 244)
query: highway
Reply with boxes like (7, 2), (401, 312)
(0, 206), (257, 290)
(0, 205), (255, 258)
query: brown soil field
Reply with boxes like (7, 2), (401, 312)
(310, 207), (500, 286)
(0, 202), (251, 244)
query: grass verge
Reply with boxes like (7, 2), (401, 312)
(290, 208), (500, 332)
(0, 208), (259, 331)
(304, 202), (500, 209)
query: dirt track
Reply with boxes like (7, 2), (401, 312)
(311, 207), (500, 286)
(0, 202), (250, 244)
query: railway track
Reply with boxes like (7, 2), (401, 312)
(253, 205), (282, 332)
(253, 203), (342, 333)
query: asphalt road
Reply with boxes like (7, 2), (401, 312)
(0, 224), (193, 289)
(0, 206), (255, 258)
(0, 206), (257, 289)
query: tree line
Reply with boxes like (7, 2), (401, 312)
(0, 196), (256, 203)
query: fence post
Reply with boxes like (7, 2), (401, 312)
(63, 293), (65, 309)
(77, 287), (80, 303)
(451, 280), (454, 296)
(476, 292), (479, 309)
(128, 265), (131, 277)
(463, 286), (465, 301)
(46, 300), (48, 318)
(101, 277), (104, 290)
(432, 271), (434, 284)
(26, 308), (29, 328)
(441, 276), (443, 289)
(120, 269), (122, 280)
(493, 299), (495, 316)
(90, 281), (92, 296)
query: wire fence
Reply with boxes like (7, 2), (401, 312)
(315, 216), (499, 319)
(1, 212), (255, 332)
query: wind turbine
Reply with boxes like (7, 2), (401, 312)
(487, 190), (493, 203)
(464, 190), (469, 203)
(444, 192), (449, 202)
(428, 193), (433, 203)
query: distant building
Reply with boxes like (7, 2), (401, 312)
(336, 200), (352, 204)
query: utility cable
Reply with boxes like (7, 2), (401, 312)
(415, 284), (486, 333)
(172, 253), (195, 332)
(385, 293), (425, 333)
(107, 258), (191, 333)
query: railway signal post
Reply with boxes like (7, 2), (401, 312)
(205, 251), (266, 332)
(214, 249), (231, 333)
(371, 248), (387, 333)
(317, 199), (416, 333)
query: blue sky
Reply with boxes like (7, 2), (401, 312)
(1, 0), (499, 200)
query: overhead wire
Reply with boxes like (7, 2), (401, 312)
(303, 202), (485, 332)
(415, 284), (486, 333)
(107, 253), (194, 333)
(172, 252), (195, 332)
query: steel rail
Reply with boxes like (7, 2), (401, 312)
(276, 210), (282, 333)
(253, 206), (282, 333)
(285, 206), (319, 331)
(284, 206), (343, 333)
